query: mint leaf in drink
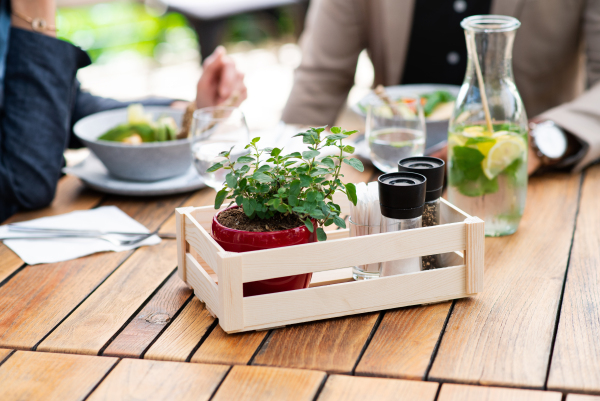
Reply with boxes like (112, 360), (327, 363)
(453, 146), (485, 171)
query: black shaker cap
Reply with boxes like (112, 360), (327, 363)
(398, 157), (445, 201)
(378, 172), (426, 219)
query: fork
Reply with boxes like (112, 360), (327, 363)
(0, 233), (154, 246)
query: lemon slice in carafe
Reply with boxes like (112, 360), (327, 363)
(481, 135), (526, 179)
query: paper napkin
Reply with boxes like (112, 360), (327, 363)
(0, 206), (161, 265)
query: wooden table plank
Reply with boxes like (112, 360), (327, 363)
(105, 194), (188, 232)
(0, 176), (102, 284)
(547, 165), (600, 393)
(37, 240), (178, 355)
(429, 173), (581, 388)
(0, 350), (116, 401)
(212, 365), (326, 401)
(438, 384), (562, 401)
(0, 194), (187, 351)
(317, 374), (438, 401)
(144, 297), (215, 361)
(191, 325), (267, 365)
(103, 273), (193, 358)
(0, 252), (132, 350)
(252, 313), (379, 374)
(0, 348), (13, 364)
(86, 358), (228, 401)
(566, 395), (600, 401)
(355, 302), (452, 379)
(159, 188), (217, 235)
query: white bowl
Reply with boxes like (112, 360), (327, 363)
(74, 107), (191, 182)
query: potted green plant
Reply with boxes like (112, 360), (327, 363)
(208, 126), (363, 296)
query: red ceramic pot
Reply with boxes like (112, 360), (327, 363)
(212, 206), (316, 297)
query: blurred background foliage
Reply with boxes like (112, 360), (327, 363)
(56, 1), (298, 64)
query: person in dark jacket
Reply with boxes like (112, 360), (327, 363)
(0, 0), (246, 222)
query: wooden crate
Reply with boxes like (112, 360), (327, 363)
(175, 197), (484, 333)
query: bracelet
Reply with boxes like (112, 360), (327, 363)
(12, 10), (57, 32)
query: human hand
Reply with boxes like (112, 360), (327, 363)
(195, 46), (247, 109)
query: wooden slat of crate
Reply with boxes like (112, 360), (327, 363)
(429, 173), (581, 388)
(547, 165), (600, 393)
(144, 297), (214, 362)
(241, 264), (467, 331)
(0, 176), (102, 284)
(0, 194), (186, 350)
(437, 383), (562, 401)
(211, 365), (326, 401)
(355, 301), (452, 379)
(566, 395), (600, 401)
(86, 358), (228, 401)
(191, 325), (267, 365)
(238, 222), (467, 282)
(252, 313), (379, 374)
(317, 374), (439, 401)
(37, 240), (178, 355)
(102, 273), (193, 358)
(0, 350), (116, 401)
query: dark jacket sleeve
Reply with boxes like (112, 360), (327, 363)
(0, 28), (90, 222)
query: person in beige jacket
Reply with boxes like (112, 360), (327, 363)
(282, 0), (600, 173)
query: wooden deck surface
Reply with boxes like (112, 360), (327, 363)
(1, 162), (599, 400)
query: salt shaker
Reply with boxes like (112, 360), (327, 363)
(378, 172), (426, 276)
(398, 157), (445, 270)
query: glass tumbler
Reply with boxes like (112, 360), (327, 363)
(190, 107), (250, 190)
(349, 217), (381, 280)
(366, 96), (426, 173)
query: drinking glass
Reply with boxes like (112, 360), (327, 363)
(366, 95), (426, 173)
(190, 107), (250, 190)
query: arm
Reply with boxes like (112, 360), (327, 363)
(0, 27), (90, 221)
(539, 0), (600, 172)
(281, 0), (366, 126)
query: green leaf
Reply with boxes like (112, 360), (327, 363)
(304, 219), (314, 233)
(256, 165), (271, 173)
(465, 137), (496, 145)
(345, 183), (358, 206)
(333, 215), (346, 229)
(330, 126), (341, 134)
(251, 137), (260, 144)
(206, 162), (223, 173)
(453, 146), (485, 171)
(214, 189), (228, 209)
(317, 227), (327, 241)
(342, 145), (355, 154)
(225, 172), (236, 188)
(343, 158), (364, 172)
(271, 148), (281, 157)
(320, 157), (335, 169)
(326, 134), (347, 140)
(238, 165), (250, 174)
(299, 175), (312, 187)
(252, 172), (273, 183)
(306, 191), (317, 202)
(285, 152), (302, 159)
(236, 156), (254, 163)
(242, 198), (254, 216)
(310, 168), (330, 177)
(289, 180), (301, 197)
(303, 150), (320, 159)
(324, 219), (334, 227)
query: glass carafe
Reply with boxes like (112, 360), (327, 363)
(447, 15), (528, 237)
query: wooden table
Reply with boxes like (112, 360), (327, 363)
(1, 161), (599, 401)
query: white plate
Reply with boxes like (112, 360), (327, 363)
(352, 84), (461, 119)
(64, 153), (205, 196)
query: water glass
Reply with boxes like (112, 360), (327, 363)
(366, 95), (426, 173)
(349, 217), (381, 280)
(190, 107), (250, 190)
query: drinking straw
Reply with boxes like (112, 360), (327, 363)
(467, 35), (494, 134)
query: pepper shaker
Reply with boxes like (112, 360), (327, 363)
(378, 172), (426, 276)
(398, 157), (445, 270)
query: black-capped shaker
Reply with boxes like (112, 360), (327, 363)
(378, 172), (426, 276)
